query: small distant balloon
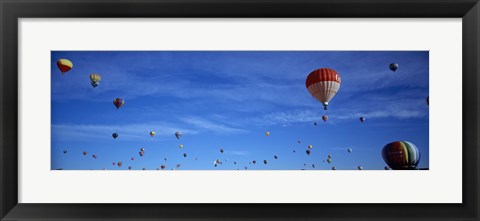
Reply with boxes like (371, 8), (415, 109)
(263, 160), (268, 165)
(150, 131), (155, 137)
(306, 149), (311, 156)
(63, 150), (67, 154)
(89, 73), (101, 88)
(175, 131), (182, 139)
(332, 166), (337, 170)
(252, 160), (256, 165)
(359, 117), (366, 123)
(57, 59), (73, 75)
(112, 133), (118, 139)
(314, 122), (317, 126)
(131, 157), (134, 161)
(164, 158), (168, 161)
(139, 151), (144, 157)
(327, 158), (332, 164)
(327, 154), (332, 159)
(112, 162), (116, 165)
(117, 162), (123, 167)
(312, 164), (316, 168)
(183, 153), (187, 158)
(92, 154), (97, 159)
(322, 115), (328, 122)
(274, 155), (278, 160)
(128, 166), (132, 170)
(161, 165), (166, 170)
(113, 98), (124, 109)
(297, 139), (301, 143)
(389, 63), (399, 72)
(358, 166), (363, 170)
(179, 144), (184, 149)
(140, 148), (145, 152)
(220, 148), (224, 153)
(347, 148), (353, 153)
(308, 145), (313, 149)
(265, 131), (270, 136)
(82, 151), (87, 156)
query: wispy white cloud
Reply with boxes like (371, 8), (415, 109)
(226, 150), (249, 156)
(180, 117), (248, 134)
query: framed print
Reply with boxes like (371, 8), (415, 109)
(1, 0), (479, 220)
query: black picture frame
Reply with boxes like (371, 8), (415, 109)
(1, 0), (479, 220)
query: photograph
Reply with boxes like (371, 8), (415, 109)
(51, 51), (429, 170)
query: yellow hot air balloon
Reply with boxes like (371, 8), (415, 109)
(89, 73), (101, 87)
(57, 59), (73, 75)
(150, 131), (155, 137)
(265, 132), (270, 136)
(179, 144), (184, 149)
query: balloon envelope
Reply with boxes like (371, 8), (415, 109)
(175, 131), (182, 139)
(322, 115), (328, 122)
(389, 63), (399, 72)
(113, 98), (124, 109)
(57, 59), (73, 74)
(112, 133), (118, 139)
(382, 141), (420, 170)
(306, 68), (341, 110)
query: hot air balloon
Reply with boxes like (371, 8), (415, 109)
(426, 96), (429, 106)
(175, 131), (182, 139)
(306, 149), (311, 156)
(164, 158), (168, 161)
(179, 144), (184, 149)
(112, 133), (118, 139)
(306, 68), (341, 110)
(389, 63), (399, 72)
(117, 162), (123, 167)
(252, 160), (256, 165)
(140, 148), (145, 152)
(297, 139), (301, 144)
(161, 165), (166, 170)
(359, 117), (366, 123)
(347, 148), (353, 153)
(332, 166), (336, 170)
(220, 148), (224, 153)
(381, 141), (420, 170)
(293, 150), (296, 153)
(63, 150), (67, 154)
(327, 158), (332, 164)
(358, 166), (363, 170)
(150, 131), (155, 137)
(89, 73), (101, 87)
(265, 131), (270, 136)
(57, 59), (73, 75)
(128, 166), (132, 170)
(143, 168), (147, 170)
(384, 166), (390, 170)
(322, 115), (328, 122)
(83, 151), (87, 156)
(263, 160), (268, 165)
(274, 155), (278, 160)
(234, 161), (237, 165)
(314, 122), (318, 126)
(112, 162), (116, 165)
(312, 164), (316, 168)
(92, 154), (97, 159)
(245, 166), (248, 170)
(113, 98), (124, 109)
(176, 164), (181, 168)
(183, 153), (187, 158)
(139, 151), (144, 157)
(327, 154), (332, 159)
(308, 145), (313, 149)
(131, 157), (134, 161)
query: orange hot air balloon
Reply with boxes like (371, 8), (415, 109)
(306, 68), (341, 110)
(57, 59), (73, 75)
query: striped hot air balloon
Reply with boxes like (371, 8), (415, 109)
(113, 98), (124, 109)
(57, 59), (73, 75)
(382, 141), (421, 170)
(306, 68), (341, 110)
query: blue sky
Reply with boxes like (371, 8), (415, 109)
(51, 51), (429, 170)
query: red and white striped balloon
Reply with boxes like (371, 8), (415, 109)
(305, 68), (341, 110)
